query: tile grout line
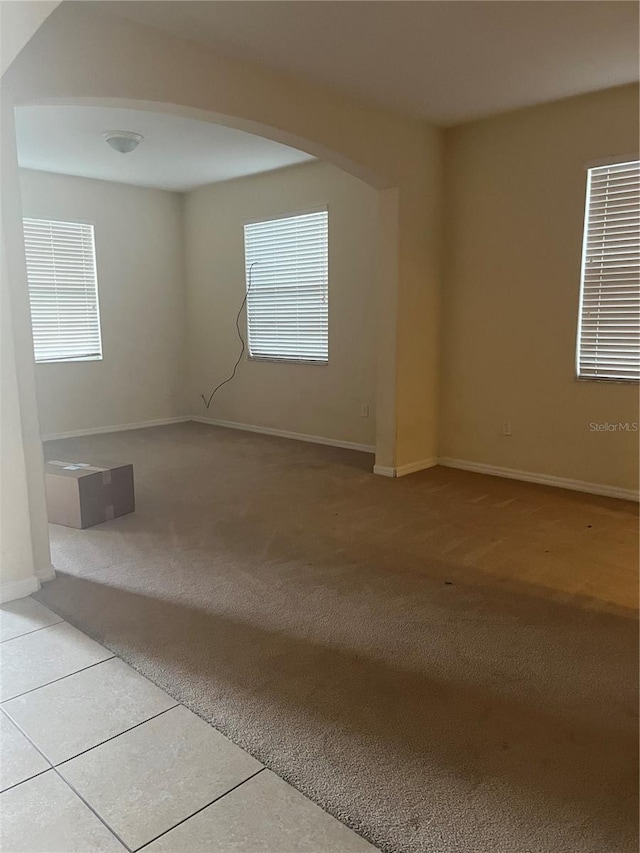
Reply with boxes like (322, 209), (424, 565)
(53, 704), (180, 768)
(0, 766), (51, 795)
(2, 701), (180, 770)
(0, 620), (66, 645)
(2, 704), (132, 853)
(51, 765), (134, 853)
(0, 704), (133, 853)
(0, 656), (116, 704)
(0, 619), (65, 644)
(134, 767), (267, 852)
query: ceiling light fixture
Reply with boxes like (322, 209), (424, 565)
(102, 131), (144, 154)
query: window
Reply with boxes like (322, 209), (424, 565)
(23, 218), (102, 363)
(244, 209), (328, 363)
(576, 160), (640, 381)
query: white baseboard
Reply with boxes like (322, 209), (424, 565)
(397, 457), (439, 477)
(373, 457), (438, 478)
(39, 417), (636, 501)
(0, 575), (40, 604)
(42, 417), (191, 442)
(439, 457), (639, 502)
(373, 464), (395, 477)
(192, 416), (375, 454)
(36, 564), (56, 583)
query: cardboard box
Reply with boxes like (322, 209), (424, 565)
(45, 461), (135, 529)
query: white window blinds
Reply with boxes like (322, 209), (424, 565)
(577, 160), (640, 381)
(23, 218), (102, 364)
(244, 210), (328, 363)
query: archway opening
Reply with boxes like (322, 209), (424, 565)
(8, 96), (400, 580)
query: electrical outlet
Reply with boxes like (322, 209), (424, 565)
(502, 420), (512, 436)
(361, 403), (370, 418)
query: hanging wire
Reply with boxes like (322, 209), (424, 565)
(200, 262), (257, 410)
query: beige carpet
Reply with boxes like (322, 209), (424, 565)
(37, 423), (638, 853)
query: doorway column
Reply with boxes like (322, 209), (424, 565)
(0, 86), (54, 602)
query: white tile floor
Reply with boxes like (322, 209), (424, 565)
(0, 597), (377, 853)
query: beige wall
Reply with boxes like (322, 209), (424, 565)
(0, 1), (59, 76)
(185, 162), (378, 447)
(19, 169), (187, 436)
(441, 84), (640, 492)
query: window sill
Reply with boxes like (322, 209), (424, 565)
(36, 355), (103, 365)
(248, 356), (328, 366)
(575, 374), (639, 385)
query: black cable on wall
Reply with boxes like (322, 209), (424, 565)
(200, 262), (257, 410)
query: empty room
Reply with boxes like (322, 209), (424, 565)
(1, 3), (638, 853)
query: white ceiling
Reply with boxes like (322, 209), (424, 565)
(102, 0), (640, 126)
(15, 105), (315, 191)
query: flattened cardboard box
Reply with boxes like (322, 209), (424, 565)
(45, 461), (135, 529)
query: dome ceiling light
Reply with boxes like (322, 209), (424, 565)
(102, 131), (144, 154)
